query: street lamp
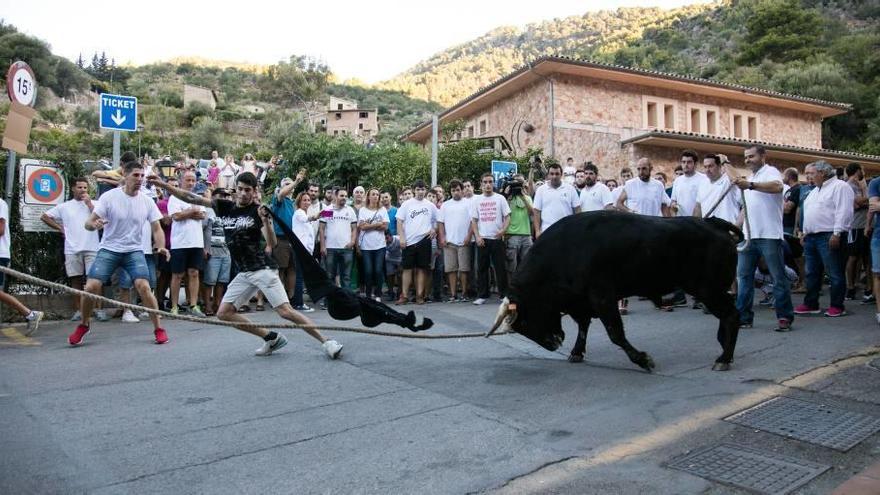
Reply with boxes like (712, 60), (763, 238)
(137, 124), (144, 158)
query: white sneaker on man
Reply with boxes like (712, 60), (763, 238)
(24, 311), (44, 336)
(255, 333), (288, 356)
(70, 310), (82, 322)
(94, 310), (110, 322)
(121, 309), (140, 323)
(472, 298), (486, 305)
(322, 340), (343, 359)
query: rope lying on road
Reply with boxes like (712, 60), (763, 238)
(0, 265), (507, 340)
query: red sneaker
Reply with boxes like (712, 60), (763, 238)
(68, 324), (90, 346)
(794, 304), (821, 315)
(824, 307), (846, 317)
(154, 328), (169, 345)
(775, 319), (793, 332)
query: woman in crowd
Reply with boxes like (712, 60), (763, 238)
(357, 188), (390, 301)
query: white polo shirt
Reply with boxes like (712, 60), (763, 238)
(802, 176), (854, 234)
(534, 182), (580, 232)
(743, 164), (784, 239)
(696, 175), (742, 224)
(623, 178), (671, 217)
(579, 182), (614, 212)
(671, 172), (710, 216)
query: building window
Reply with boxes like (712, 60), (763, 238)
(358, 123), (364, 130)
(730, 110), (760, 140)
(467, 125), (474, 138)
(479, 119), (487, 136)
(335, 113), (342, 120)
(337, 104), (343, 110)
(333, 130), (339, 136)
(643, 96), (678, 131)
(686, 103), (720, 135)
(359, 112), (368, 119)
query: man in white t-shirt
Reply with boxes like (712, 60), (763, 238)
(319, 188), (357, 295)
(438, 179), (473, 302)
(615, 158), (671, 217)
(41, 177), (100, 321)
(167, 170), (207, 317)
(733, 145), (794, 331)
(471, 173), (511, 305)
(694, 153), (741, 224)
(0, 198), (44, 334)
(562, 157), (577, 185)
(68, 161), (170, 347)
(578, 163), (614, 212)
(396, 180), (438, 305)
(671, 150), (711, 217)
(533, 163), (581, 237)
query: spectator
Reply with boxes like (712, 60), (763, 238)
(438, 179), (473, 302)
(694, 153), (741, 224)
(155, 177), (178, 311)
(563, 157), (577, 185)
(202, 189), (233, 316)
(611, 167), (634, 208)
(471, 172), (511, 305)
(207, 159), (220, 187)
(615, 158), (671, 217)
(1, 197), (44, 333)
(351, 186), (366, 213)
(319, 189), (357, 299)
(426, 190), (445, 301)
(167, 170), (207, 317)
(670, 150), (710, 217)
(291, 191), (318, 312)
(794, 161), (854, 317)
(396, 180), (437, 305)
(733, 145), (794, 331)
(505, 174), (534, 282)
(271, 171), (307, 302)
(574, 169), (587, 197)
(41, 177), (99, 321)
(239, 154), (257, 176)
(432, 185), (446, 208)
(305, 183), (326, 267)
(845, 163), (870, 302)
(605, 178), (619, 192)
(384, 231), (402, 301)
(867, 173), (880, 324)
(782, 167), (806, 293)
(381, 191), (398, 236)
(399, 187), (414, 203)
(533, 163), (580, 237)
(358, 188), (390, 301)
(578, 163), (614, 212)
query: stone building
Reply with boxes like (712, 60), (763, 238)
(183, 84), (219, 110)
(322, 97), (379, 140)
(403, 55), (880, 178)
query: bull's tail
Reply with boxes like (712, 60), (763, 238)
(705, 217), (744, 244)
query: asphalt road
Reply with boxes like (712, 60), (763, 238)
(1, 293), (878, 494)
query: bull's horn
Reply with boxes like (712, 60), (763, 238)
(486, 297), (511, 337)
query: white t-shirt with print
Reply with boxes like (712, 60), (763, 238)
(0, 199), (10, 258)
(438, 198), (472, 245)
(94, 188), (163, 253)
(321, 205), (357, 249)
(358, 206), (390, 251)
(579, 182), (614, 212)
(671, 172), (710, 216)
(470, 193), (511, 239)
(534, 182), (580, 232)
(293, 209), (315, 255)
(744, 164), (784, 239)
(45, 198), (101, 254)
(623, 178), (671, 217)
(167, 195), (206, 249)
(397, 198), (437, 245)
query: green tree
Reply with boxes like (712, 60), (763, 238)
(738, 0), (823, 64)
(189, 117), (226, 157)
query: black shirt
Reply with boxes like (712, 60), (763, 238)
(212, 198), (278, 272)
(782, 183), (800, 235)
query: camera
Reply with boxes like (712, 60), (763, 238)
(500, 171), (524, 197)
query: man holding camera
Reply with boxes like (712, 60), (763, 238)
(503, 173), (534, 279)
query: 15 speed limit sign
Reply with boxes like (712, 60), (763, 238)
(7, 61), (37, 107)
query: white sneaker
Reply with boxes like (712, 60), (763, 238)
(138, 311), (150, 320)
(24, 311), (44, 336)
(323, 340), (343, 359)
(255, 333), (288, 356)
(70, 310), (82, 322)
(121, 309), (140, 323)
(473, 298), (486, 305)
(95, 310), (110, 322)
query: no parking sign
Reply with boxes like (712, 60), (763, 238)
(19, 159), (66, 232)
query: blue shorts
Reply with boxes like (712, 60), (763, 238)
(872, 237), (880, 274)
(89, 249), (151, 287)
(204, 254), (231, 286)
(117, 254), (157, 289)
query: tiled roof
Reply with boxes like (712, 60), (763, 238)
(402, 55), (851, 140)
(621, 129), (880, 163)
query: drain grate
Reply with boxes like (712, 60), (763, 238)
(725, 396), (880, 451)
(667, 443), (829, 495)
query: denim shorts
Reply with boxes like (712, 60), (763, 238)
(204, 254), (231, 286)
(117, 254), (157, 289)
(89, 249), (151, 286)
(872, 237), (880, 274)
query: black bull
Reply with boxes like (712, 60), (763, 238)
(488, 210), (745, 372)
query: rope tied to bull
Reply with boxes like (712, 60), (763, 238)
(0, 265), (509, 339)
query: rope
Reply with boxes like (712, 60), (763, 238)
(701, 178), (751, 252)
(0, 265), (507, 339)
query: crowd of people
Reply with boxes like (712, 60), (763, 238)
(0, 143), (876, 356)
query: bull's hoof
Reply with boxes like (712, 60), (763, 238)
(635, 353), (655, 372)
(568, 353), (584, 363)
(711, 362), (731, 371)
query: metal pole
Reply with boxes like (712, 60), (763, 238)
(4, 150), (14, 210)
(112, 131), (120, 168)
(431, 114), (439, 187)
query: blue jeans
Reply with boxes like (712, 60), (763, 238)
(361, 248), (386, 298)
(736, 238), (794, 324)
(326, 248), (353, 290)
(803, 232), (846, 310)
(89, 249), (151, 286)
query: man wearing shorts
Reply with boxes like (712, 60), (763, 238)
(396, 180), (437, 305)
(202, 189), (232, 316)
(438, 179), (472, 302)
(150, 172), (342, 358)
(68, 161), (170, 346)
(41, 177), (99, 321)
(167, 170), (206, 317)
(867, 174), (880, 325)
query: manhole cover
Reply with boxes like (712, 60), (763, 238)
(725, 396), (880, 451)
(667, 443), (829, 495)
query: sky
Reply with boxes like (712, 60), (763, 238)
(2, 0), (710, 83)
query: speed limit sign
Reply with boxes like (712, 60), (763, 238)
(6, 61), (37, 107)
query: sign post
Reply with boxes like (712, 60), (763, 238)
(19, 159), (66, 232)
(4, 61), (38, 212)
(491, 160), (518, 190)
(98, 93), (138, 167)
